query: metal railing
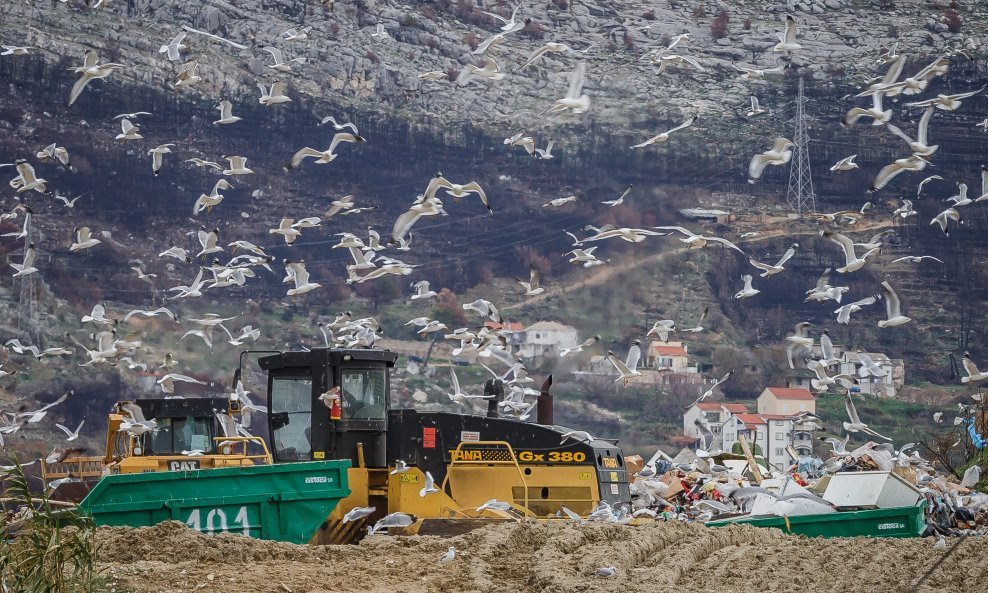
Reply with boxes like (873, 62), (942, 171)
(439, 440), (530, 519)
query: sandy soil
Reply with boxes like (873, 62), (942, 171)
(95, 520), (986, 593)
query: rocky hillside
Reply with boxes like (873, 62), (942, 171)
(2, 0), (988, 452)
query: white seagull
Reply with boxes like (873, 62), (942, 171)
(371, 23), (390, 40)
(961, 352), (988, 383)
(546, 61), (590, 115)
(929, 207), (960, 236)
(820, 230), (878, 273)
(213, 99), (241, 125)
(258, 81), (291, 107)
(285, 261), (321, 296)
(841, 90), (892, 127)
(869, 154), (930, 192)
(877, 281), (910, 328)
(830, 155), (858, 172)
(223, 156), (254, 176)
(749, 243), (797, 277)
(68, 50), (125, 106)
(10, 243), (39, 277)
(115, 118), (142, 141)
(773, 15), (802, 52)
(410, 280), (437, 300)
(55, 419), (85, 442)
(748, 137), (794, 183)
(733, 274), (760, 299)
(284, 133), (365, 170)
(655, 226), (745, 253)
(607, 341), (642, 385)
(630, 115), (697, 149)
(36, 143), (71, 168)
(843, 391), (891, 440)
(517, 42), (578, 70)
(263, 46), (306, 72)
(159, 31), (188, 61)
(482, 5), (525, 32)
(70, 226), (102, 252)
(517, 266), (544, 296)
(320, 116), (359, 134)
(148, 144), (175, 176)
(181, 25), (248, 49)
(746, 95), (767, 117)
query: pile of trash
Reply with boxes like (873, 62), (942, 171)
(623, 443), (987, 538)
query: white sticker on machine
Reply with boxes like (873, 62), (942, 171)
(461, 431), (481, 442)
(610, 484), (619, 495)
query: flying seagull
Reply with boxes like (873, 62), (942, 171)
(748, 137), (794, 183)
(961, 352), (988, 383)
(877, 281), (910, 328)
(68, 50), (125, 106)
(843, 391), (891, 440)
(214, 99), (241, 125)
(630, 115), (697, 149)
(749, 243), (797, 277)
(773, 15), (801, 52)
(606, 343), (642, 386)
(820, 230), (878, 273)
(684, 370), (734, 409)
(159, 31), (188, 61)
(733, 274), (759, 299)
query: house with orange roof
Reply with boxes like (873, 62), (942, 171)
(757, 386), (816, 415)
(644, 340), (694, 372)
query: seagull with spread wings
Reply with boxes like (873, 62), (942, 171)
(843, 391), (891, 440)
(748, 137), (794, 183)
(684, 370), (734, 409)
(630, 115), (697, 149)
(749, 243), (797, 277)
(655, 226), (745, 253)
(284, 132), (365, 170)
(820, 230), (878, 273)
(607, 341), (642, 385)
(424, 173), (492, 214)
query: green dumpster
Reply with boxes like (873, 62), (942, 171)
(707, 501), (927, 538)
(79, 460), (351, 544)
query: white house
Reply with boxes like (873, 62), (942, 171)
(725, 413), (768, 458)
(722, 412), (819, 473)
(511, 321), (579, 361)
(839, 351), (905, 397)
(684, 402), (749, 449)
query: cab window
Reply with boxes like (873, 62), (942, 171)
(270, 376), (312, 461)
(148, 417), (214, 454)
(341, 368), (387, 420)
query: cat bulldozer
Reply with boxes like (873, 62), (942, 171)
(41, 397), (272, 502)
(45, 348), (632, 543)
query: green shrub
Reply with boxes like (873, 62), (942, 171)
(0, 461), (97, 592)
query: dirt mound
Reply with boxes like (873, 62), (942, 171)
(96, 521), (988, 593)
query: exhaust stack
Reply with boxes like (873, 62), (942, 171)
(537, 374), (553, 425)
(484, 379), (504, 418)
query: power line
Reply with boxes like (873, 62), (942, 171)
(786, 76), (816, 216)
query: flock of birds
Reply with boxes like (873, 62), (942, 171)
(0, 5), (986, 488)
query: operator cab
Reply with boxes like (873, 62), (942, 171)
(117, 398), (227, 456)
(258, 348), (398, 468)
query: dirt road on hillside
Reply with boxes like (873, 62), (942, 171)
(503, 217), (897, 312)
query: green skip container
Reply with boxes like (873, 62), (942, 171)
(707, 500), (927, 538)
(78, 460), (351, 544)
